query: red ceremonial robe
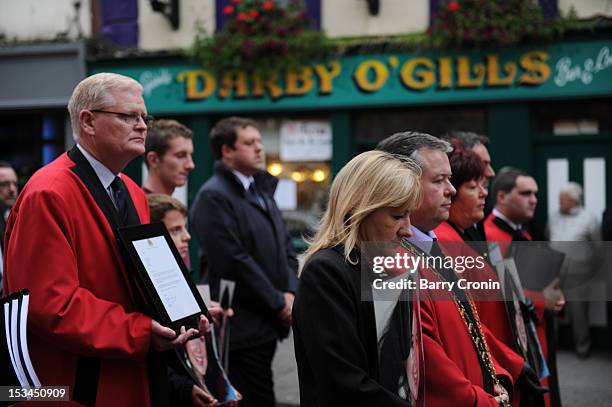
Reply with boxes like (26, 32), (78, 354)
(434, 221), (525, 406)
(484, 213), (551, 407)
(2, 151), (153, 407)
(410, 244), (521, 406)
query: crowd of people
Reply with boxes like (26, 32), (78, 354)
(0, 72), (608, 407)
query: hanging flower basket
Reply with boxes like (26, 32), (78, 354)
(192, 0), (332, 73)
(428, 0), (582, 48)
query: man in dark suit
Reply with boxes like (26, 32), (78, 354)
(191, 116), (298, 407)
(0, 161), (18, 291)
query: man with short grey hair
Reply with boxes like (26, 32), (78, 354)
(377, 132), (522, 406)
(3, 73), (206, 406)
(548, 182), (600, 358)
(377, 132), (454, 233)
(441, 131), (495, 180)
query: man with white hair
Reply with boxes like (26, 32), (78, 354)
(2, 73), (207, 406)
(548, 182), (600, 358)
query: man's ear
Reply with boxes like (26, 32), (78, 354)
(497, 190), (507, 205)
(146, 151), (160, 169)
(221, 144), (233, 161)
(80, 110), (95, 137)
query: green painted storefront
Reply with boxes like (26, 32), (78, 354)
(90, 37), (612, 273)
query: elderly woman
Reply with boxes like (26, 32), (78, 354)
(292, 150), (422, 406)
(433, 150), (546, 406)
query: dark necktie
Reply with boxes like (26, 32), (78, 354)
(248, 182), (266, 210)
(111, 176), (129, 225)
(430, 238), (444, 258)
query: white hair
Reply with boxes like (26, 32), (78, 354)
(560, 182), (583, 205)
(67, 73), (143, 142)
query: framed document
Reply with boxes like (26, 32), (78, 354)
(117, 223), (210, 334)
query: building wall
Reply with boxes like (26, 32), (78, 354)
(0, 0), (91, 41)
(1, 0), (610, 48)
(321, 0), (428, 38)
(559, 0), (612, 18)
(138, 0), (214, 51)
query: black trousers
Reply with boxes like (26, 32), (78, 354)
(229, 340), (277, 407)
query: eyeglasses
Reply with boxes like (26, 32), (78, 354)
(90, 110), (154, 126)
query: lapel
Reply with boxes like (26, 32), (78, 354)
(245, 187), (265, 212)
(68, 146), (140, 230)
(492, 216), (528, 241)
(67, 146), (143, 309)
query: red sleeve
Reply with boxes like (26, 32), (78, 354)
(4, 189), (152, 360)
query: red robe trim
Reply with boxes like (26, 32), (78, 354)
(416, 261), (521, 406)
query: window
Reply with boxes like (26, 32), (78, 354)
(533, 99), (612, 137)
(353, 106), (486, 152)
(215, 0), (321, 32)
(256, 116), (331, 248)
(429, 0), (557, 24)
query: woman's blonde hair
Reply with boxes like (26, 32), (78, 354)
(303, 150), (422, 267)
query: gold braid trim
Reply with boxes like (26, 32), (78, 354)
(401, 241), (509, 405)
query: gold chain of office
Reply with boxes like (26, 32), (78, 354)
(400, 241), (509, 406)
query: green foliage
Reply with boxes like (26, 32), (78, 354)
(429, 0), (586, 48)
(192, 0), (332, 73)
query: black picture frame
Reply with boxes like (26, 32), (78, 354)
(117, 223), (210, 334)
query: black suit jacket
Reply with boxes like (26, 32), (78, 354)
(191, 161), (298, 350)
(293, 246), (411, 407)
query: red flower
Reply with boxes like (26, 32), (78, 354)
(447, 1), (460, 12)
(263, 1), (274, 10)
(237, 12), (249, 21)
(249, 9), (260, 18)
(223, 5), (234, 15)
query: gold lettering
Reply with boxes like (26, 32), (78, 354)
(353, 60), (389, 92)
(519, 51), (551, 85)
(218, 71), (248, 99)
(400, 58), (435, 90)
(252, 70), (284, 99)
(457, 57), (485, 88)
(176, 70), (216, 100)
(313, 61), (341, 94)
(438, 57), (453, 89)
(486, 55), (517, 86)
(286, 66), (314, 96)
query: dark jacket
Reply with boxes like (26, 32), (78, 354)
(292, 246), (411, 407)
(191, 161), (298, 350)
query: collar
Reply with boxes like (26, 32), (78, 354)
(406, 226), (437, 254)
(492, 208), (521, 231)
(231, 169), (255, 191)
(77, 144), (117, 191)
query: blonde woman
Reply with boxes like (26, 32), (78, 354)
(292, 150), (422, 407)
